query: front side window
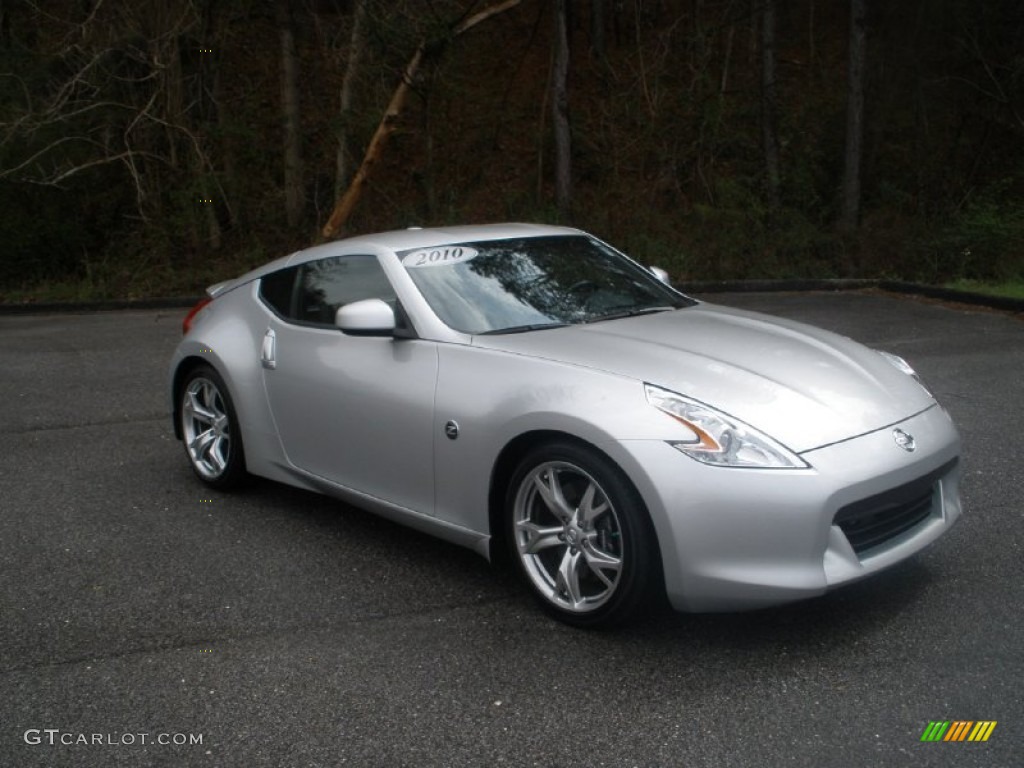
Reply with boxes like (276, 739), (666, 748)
(261, 255), (395, 326)
(399, 235), (692, 334)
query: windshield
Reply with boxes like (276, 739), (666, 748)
(399, 235), (693, 334)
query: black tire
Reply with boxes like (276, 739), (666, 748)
(179, 364), (248, 490)
(505, 440), (661, 628)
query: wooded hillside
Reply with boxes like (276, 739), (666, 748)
(2, 0), (1022, 298)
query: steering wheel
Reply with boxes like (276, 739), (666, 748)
(567, 280), (600, 297)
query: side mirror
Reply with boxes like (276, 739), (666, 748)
(649, 266), (671, 285)
(335, 298), (396, 336)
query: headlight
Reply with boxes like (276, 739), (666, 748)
(644, 384), (809, 469)
(877, 350), (932, 396)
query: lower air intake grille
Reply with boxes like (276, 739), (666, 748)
(834, 458), (958, 556)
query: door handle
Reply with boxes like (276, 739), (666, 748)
(261, 328), (277, 370)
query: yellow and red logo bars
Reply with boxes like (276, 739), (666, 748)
(920, 721), (997, 742)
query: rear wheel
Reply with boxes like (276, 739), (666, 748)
(505, 441), (660, 627)
(179, 365), (247, 489)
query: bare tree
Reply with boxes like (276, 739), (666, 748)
(0, 3), (216, 218)
(760, 0), (781, 209)
(552, 0), (572, 220)
(279, 0), (305, 229)
(590, 0), (606, 62)
(322, 0), (523, 239)
(335, 0), (367, 199)
(839, 0), (866, 233)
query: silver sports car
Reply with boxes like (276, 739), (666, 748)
(169, 224), (962, 627)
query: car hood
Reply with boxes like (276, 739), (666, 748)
(472, 303), (935, 453)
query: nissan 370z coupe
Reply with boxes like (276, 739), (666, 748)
(169, 224), (962, 627)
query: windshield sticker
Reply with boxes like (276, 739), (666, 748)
(402, 246), (479, 268)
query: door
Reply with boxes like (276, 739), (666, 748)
(259, 254), (438, 515)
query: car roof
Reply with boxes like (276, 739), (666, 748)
(288, 223), (583, 264)
(210, 223), (585, 297)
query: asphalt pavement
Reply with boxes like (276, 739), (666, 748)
(1, 292), (1021, 767)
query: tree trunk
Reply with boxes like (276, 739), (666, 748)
(214, 55), (241, 231)
(839, 0), (867, 234)
(321, 43), (426, 240)
(720, 23), (735, 94)
(591, 0), (605, 61)
(748, 0), (758, 67)
(198, 1), (222, 249)
(760, 0), (781, 208)
(335, 0), (367, 200)
(553, 0), (572, 221)
(322, 0), (523, 239)
(808, 0), (816, 71)
(279, 0), (304, 229)
(0, 0), (12, 49)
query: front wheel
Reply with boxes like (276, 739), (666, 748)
(505, 441), (661, 627)
(179, 365), (247, 490)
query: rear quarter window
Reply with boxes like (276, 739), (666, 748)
(259, 266), (298, 317)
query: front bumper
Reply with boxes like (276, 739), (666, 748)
(611, 404), (961, 612)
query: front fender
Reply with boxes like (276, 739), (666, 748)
(431, 344), (671, 535)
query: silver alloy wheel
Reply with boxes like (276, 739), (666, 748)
(512, 461), (624, 613)
(182, 377), (232, 480)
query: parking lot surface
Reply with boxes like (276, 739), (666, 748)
(1, 291), (1021, 767)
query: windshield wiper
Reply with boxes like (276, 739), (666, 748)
(585, 306), (676, 324)
(478, 322), (570, 335)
